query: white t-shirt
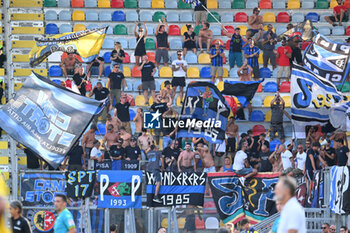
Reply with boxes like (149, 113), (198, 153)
(277, 197), (306, 233)
(281, 150), (293, 170)
(232, 150), (247, 170)
(90, 147), (102, 159)
(296, 152), (307, 170)
(172, 59), (188, 77)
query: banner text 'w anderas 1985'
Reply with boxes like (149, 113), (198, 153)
(0, 73), (105, 168)
(177, 82), (230, 144)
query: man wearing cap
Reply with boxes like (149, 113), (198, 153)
(125, 137), (141, 161)
(222, 26), (247, 69)
(171, 50), (188, 102)
(89, 82), (110, 124)
(247, 8), (264, 38)
(210, 40), (225, 83)
(262, 24), (277, 70)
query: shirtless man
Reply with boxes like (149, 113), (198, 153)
(106, 113), (121, 132)
(178, 143), (196, 172)
(197, 145), (215, 172)
(103, 124), (119, 150)
(133, 108), (143, 138)
(237, 61), (253, 81)
(160, 81), (173, 105)
(81, 124), (97, 158)
(247, 8), (264, 38)
(138, 129), (154, 159)
(60, 53), (82, 79)
(119, 126), (131, 148)
(198, 22), (213, 53)
(226, 117), (239, 155)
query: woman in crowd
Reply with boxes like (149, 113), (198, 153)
(183, 24), (197, 56)
(134, 22), (148, 66)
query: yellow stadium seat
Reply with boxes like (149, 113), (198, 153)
(10, 0), (43, 7)
(159, 66), (172, 78)
(12, 54), (29, 62)
(149, 96), (154, 105)
(265, 110), (272, 121)
(11, 27), (44, 34)
(0, 157), (9, 165)
(282, 96), (291, 107)
(11, 13), (43, 21)
(0, 69), (4, 76)
(152, 0), (165, 8)
(161, 218), (168, 228)
(14, 83), (23, 91)
(73, 24), (86, 32)
(187, 67), (200, 78)
(330, 0), (337, 8)
(263, 12), (276, 23)
(258, 53), (263, 65)
(181, 25), (188, 35)
(263, 25), (275, 33)
(217, 81), (224, 91)
(0, 142), (8, 150)
(98, 0), (111, 8)
(72, 11), (85, 21)
(176, 96), (184, 106)
(238, 25), (248, 36)
(135, 95), (146, 106)
(12, 40), (36, 48)
(13, 69), (47, 77)
(216, 67), (228, 78)
(123, 66), (131, 77)
(17, 157), (27, 165)
(2, 172), (10, 182)
(1, 98), (5, 105)
(287, 0), (300, 9)
(178, 218), (186, 229)
(198, 53), (211, 64)
(207, 0), (218, 9)
(264, 96), (274, 107)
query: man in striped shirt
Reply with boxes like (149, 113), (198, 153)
(244, 38), (260, 80)
(209, 41), (225, 83)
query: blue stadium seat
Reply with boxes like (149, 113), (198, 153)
(264, 81), (278, 92)
(180, 12), (193, 22)
(87, 24), (99, 30)
(169, 39), (183, 50)
(104, 66), (111, 77)
(219, 0), (231, 8)
(318, 26), (331, 36)
(251, 96), (262, 107)
(221, 13), (234, 23)
(273, 0), (286, 9)
(250, 110), (264, 122)
(185, 52), (198, 64)
(49, 65), (62, 77)
(246, 0), (258, 8)
(167, 12), (179, 22)
(291, 13), (304, 23)
(302, 1), (314, 9)
(104, 25), (113, 34)
(320, 13), (332, 22)
(270, 140), (281, 151)
(58, 0), (70, 7)
(86, 11), (98, 21)
(155, 81), (161, 92)
(229, 68), (239, 78)
(129, 109), (136, 121)
(139, 0), (151, 8)
(126, 81), (133, 92)
(112, 11), (126, 21)
(116, 38), (128, 49)
(85, 0), (97, 7)
(126, 11), (138, 21)
(103, 52), (112, 63)
(140, 11), (152, 21)
(96, 124), (106, 135)
(153, 68), (159, 78)
(211, 26), (222, 36)
(128, 38), (137, 49)
(133, 80), (142, 91)
(305, 12), (319, 22)
(52, 79), (62, 85)
(45, 10), (57, 20)
(145, 24), (154, 35)
(45, 23), (58, 34)
(200, 67), (211, 78)
(276, 26), (286, 36)
(284, 125), (293, 137)
(260, 67), (271, 78)
(59, 24), (72, 33)
(59, 11), (71, 21)
(165, 0), (177, 8)
(272, 68), (278, 77)
(102, 38), (114, 49)
(333, 26), (345, 36)
(170, 52), (178, 63)
(99, 12), (112, 21)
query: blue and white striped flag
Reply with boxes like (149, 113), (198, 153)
(329, 101), (350, 132)
(291, 64), (345, 138)
(182, 0), (201, 6)
(0, 72), (105, 168)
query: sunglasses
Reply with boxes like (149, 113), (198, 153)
(177, 54), (182, 56)
(322, 227), (328, 229)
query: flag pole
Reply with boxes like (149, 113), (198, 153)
(201, 4), (228, 32)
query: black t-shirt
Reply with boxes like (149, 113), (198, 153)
(248, 136), (260, 153)
(156, 32), (169, 48)
(109, 145), (125, 159)
(336, 145), (349, 166)
(72, 73), (85, 87)
(172, 148), (181, 161)
(24, 148), (40, 169)
(141, 62), (155, 82)
(291, 46), (302, 64)
(258, 140), (270, 151)
(0, 54), (6, 68)
(68, 145), (83, 165)
(271, 103), (284, 124)
(125, 146), (141, 160)
(111, 49), (125, 64)
(194, 0), (206, 11)
(150, 102), (168, 114)
(93, 87), (109, 100)
(259, 151), (272, 172)
(116, 102), (130, 122)
(108, 71), (125, 89)
(11, 216), (31, 233)
(162, 146), (175, 159)
(162, 117), (176, 138)
(325, 147), (336, 166)
(306, 148), (318, 171)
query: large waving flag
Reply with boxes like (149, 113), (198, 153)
(303, 33), (350, 85)
(0, 73), (105, 168)
(221, 79), (263, 107)
(29, 27), (107, 67)
(291, 64), (345, 138)
(277, 20), (314, 41)
(177, 82), (230, 143)
(329, 101), (350, 132)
